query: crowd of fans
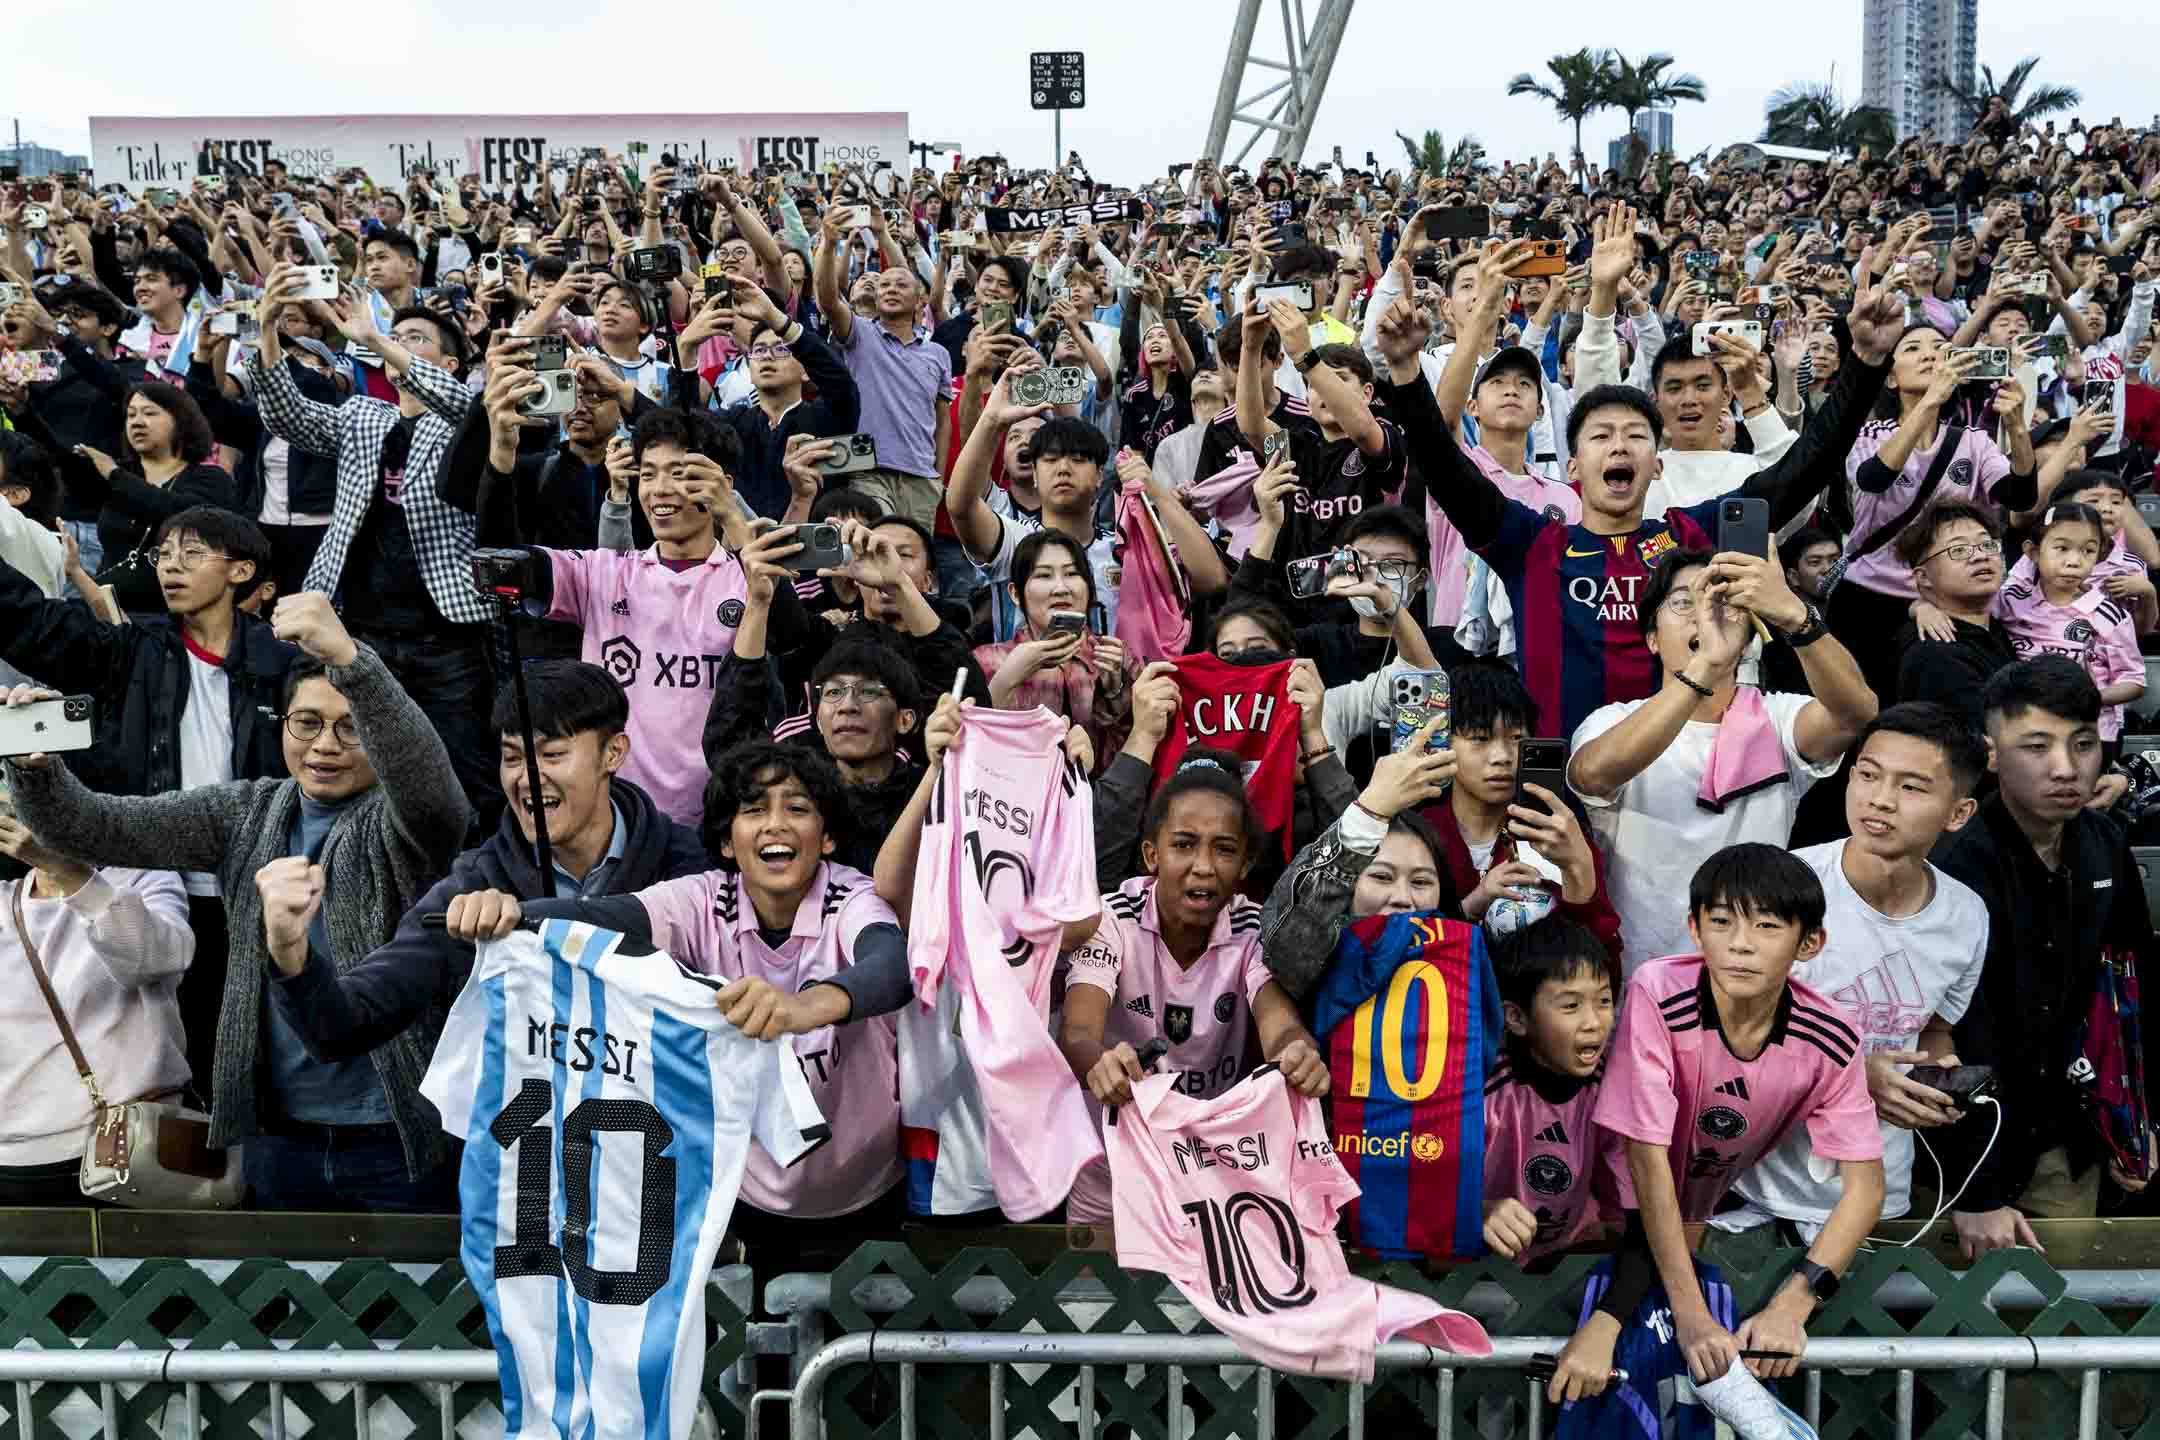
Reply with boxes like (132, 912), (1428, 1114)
(4, 109), (2160, 1395)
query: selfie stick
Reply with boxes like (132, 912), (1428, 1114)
(474, 555), (557, 898)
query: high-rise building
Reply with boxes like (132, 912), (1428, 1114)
(1862, 0), (1980, 142)
(0, 142), (90, 178)
(1606, 109), (1675, 175)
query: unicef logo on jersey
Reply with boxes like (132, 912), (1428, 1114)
(1482, 887), (1556, 941)
(600, 635), (642, 686)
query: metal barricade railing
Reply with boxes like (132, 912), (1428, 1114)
(781, 1330), (2160, 1440)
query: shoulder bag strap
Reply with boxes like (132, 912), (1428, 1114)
(1848, 426), (1965, 563)
(10, 882), (108, 1111)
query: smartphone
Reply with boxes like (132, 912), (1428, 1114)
(1046, 609), (1089, 636)
(1903, 1064), (1998, 1105)
(1389, 668), (1452, 754)
(1514, 738), (1570, 814)
(700, 262), (730, 299)
(1692, 320), (1765, 356)
(1420, 204), (1492, 241)
(1277, 221), (1308, 247)
(1285, 549), (1358, 600)
(815, 433), (879, 476)
(832, 204), (873, 230)
(295, 265), (341, 302)
(2082, 378), (2117, 414)
(784, 522), (850, 574)
(1949, 345), (2011, 380)
(1254, 282), (1314, 311)
(1717, 496), (1771, 561)
(1504, 240), (1567, 278)
(0, 694), (95, 756)
(979, 299), (1014, 335)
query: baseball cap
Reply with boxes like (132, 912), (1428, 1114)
(1474, 345), (1545, 394)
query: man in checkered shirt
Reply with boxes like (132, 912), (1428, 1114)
(248, 262), (498, 825)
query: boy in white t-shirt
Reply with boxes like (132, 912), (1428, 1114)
(1716, 703), (1992, 1240)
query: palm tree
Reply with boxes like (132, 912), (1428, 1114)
(1933, 56), (2081, 132)
(1394, 129), (1490, 180)
(1605, 51), (1708, 176)
(1760, 82), (1896, 156)
(1505, 49), (1616, 167)
(1446, 134), (1489, 177)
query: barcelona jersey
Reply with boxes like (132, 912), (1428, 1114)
(1309, 913), (1502, 1259)
(1477, 499), (1722, 746)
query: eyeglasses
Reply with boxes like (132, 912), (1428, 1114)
(283, 712), (361, 747)
(1356, 557), (1424, 583)
(748, 342), (793, 360)
(815, 681), (893, 707)
(1659, 592), (1703, 618)
(155, 545), (230, 570)
(1918, 537), (2003, 566)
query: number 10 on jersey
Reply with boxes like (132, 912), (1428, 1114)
(489, 1077), (677, 1305)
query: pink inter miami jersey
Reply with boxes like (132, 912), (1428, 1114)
(1593, 956), (1879, 1223)
(539, 545), (750, 827)
(1105, 1065), (1491, 1382)
(1994, 575), (2143, 740)
(900, 705), (1103, 1219)
(1482, 1053), (1619, 1263)
(635, 863), (901, 1219)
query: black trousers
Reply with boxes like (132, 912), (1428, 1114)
(1825, 578), (1915, 707)
(351, 625), (502, 835)
(260, 523), (328, 602)
(181, 892), (229, 1102)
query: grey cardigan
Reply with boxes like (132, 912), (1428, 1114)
(4, 643), (470, 1178)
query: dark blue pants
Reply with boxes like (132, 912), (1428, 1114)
(244, 1121), (452, 1213)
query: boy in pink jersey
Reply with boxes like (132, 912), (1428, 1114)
(873, 695), (1106, 1219)
(1059, 750), (1329, 1222)
(1482, 917), (1623, 1266)
(521, 409), (751, 827)
(445, 743), (913, 1242)
(1105, 1065), (1491, 1382)
(1993, 502), (2146, 746)
(1548, 844), (1883, 1406)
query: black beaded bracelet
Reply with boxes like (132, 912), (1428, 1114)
(1671, 670), (1715, 699)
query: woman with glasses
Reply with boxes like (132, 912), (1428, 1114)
(1, 591), (470, 1213)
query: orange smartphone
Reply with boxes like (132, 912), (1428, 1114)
(1506, 239), (1567, 278)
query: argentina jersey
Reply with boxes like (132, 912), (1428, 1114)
(1308, 913), (1502, 1259)
(421, 920), (828, 1440)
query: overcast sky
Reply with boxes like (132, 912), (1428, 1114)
(6, 0), (2154, 179)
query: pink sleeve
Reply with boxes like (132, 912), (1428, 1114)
(634, 874), (717, 967)
(539, 547), (595, 625)
(1287, 1085), (1361, 1233)
(1590, 982), (1679, 1148)
(1026, 762), (1102, 934)
(2099, 617), (2143, 686)
(835, 886), (901, 956)
(1064, 910), (1126, 997)
(1973, 436), (2013, 506)
(1804, 1050), (1886, 1162)
(1237, 934), (1271, 1005)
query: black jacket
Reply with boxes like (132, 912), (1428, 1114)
(27, 335), (144, 522)
(1939, 796), (2160, 1211)
(437, 390), (663, 554)
(0, 554), (295, 796)
(711, 326), (860, 520)
(185, 354), (342, 519)
(267, 776), (707, 1063)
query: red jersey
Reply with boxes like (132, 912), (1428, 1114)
(1150, 653), (1301, 855)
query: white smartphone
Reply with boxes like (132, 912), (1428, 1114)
(296, 265), (342, 302)
(0, 695), (95, 756)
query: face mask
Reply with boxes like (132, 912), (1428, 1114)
(1348, 572), (1420, 620)
(1224, 647), (1289, 668)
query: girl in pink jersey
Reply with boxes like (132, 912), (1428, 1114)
(1997, 470), (2160, 634)
(1059, 749), (1330, 1222)
(1994, 502), (2146, 751)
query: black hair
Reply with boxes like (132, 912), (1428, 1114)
(1636, 546), (1712, 637)
(364, 227), (422, 265)
(388, 304), (468, 377)
(1649, 338), (1733, 398)
(52, 282), (128, 333)
(1270, 244), (1336, 281)
(632, 406), (743, 472)
(1892, 500), (1999, 570)
(1982, 654), (2102, 731)
(811, 487), (887, 525)
(1309, 342), (1374, 386)
(529, 254), (570, 288)
(593, 278), (655, 331)
(1008, 528), (1097, 618)
(1853, 701), (1989, 799)
(1337, 503), (1427, 567)
(978, 254), (1029, 297)
(701, 740), (850, 871)
(126, 381), (216, 464)
(1777, 525), (1840, 574)
(134, 246), (200, 303)
(2053, 468), (2131, 508)
(1215, 317), (1283, 372)
(2030, 499), (2110, 551)
(1491, 915), (1619, 1013)
(155, 505), (270, 592)
(281, 655), (332, 713)
(1687, 842), (1828, 934)
(494, 660), (629, 741)
(1565, 383), (1664, 454)
(1377, 806), (1466, 918)
(1141, 745), (1265, 857)
(809, 636), (922, 718)
(1209, 596), (1297, 654)
(1028, 416), (1110, 469)
(1449, 657), (1540, 739)
(0, 431), (62, 528)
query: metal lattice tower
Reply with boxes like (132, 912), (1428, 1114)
(1201, 0), (1357, 168)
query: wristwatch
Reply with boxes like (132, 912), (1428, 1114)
(1793, 1259), (1841, 1303)
(1294, 348), (1324, 374)
(1781, 600), (1831, 649)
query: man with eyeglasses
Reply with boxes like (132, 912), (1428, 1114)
(3, 591), (469, 1211)
(709, 281), (859, 520)
(1889, 504), (2019, 726)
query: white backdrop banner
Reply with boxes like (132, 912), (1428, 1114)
(87, 112), (910, 190)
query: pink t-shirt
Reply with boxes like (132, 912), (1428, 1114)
(1839, 422), (2014, 598)
(636, 863), (901, 1219)
(1593, 956), (1880, 1223)
(1994, 574), (2144, 740)
(1427, 445), (1580, 627)
(539, 545), (750, 826)
(901, 706), (1103, 1219)
(2003, 534), (2146, 596)
(1105, 1066), (1491, 1381)
(1482, 1053), (1620, 1263)
(1064, 877), (1273, 1222)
